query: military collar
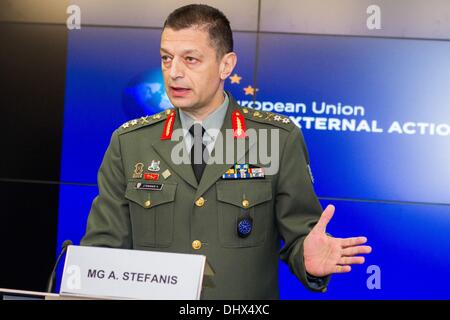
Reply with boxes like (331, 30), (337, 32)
(178, 91), (229, 139)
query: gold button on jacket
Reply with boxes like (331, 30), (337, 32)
(195, 197), (205, 207)
(192, 240), (202, 250)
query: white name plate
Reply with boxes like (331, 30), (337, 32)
(60, 246), (208, 300)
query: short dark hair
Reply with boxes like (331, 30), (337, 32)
(163, 4), (233, 58)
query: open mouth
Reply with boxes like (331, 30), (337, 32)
(170, 86), (191, 97)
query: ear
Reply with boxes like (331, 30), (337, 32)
(219, 52), (237, 80)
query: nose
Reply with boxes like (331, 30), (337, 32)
(169, 57), (184, 80)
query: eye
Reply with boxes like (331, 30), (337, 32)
(161, 55), (172, 63)
(185, 56), (198, 64)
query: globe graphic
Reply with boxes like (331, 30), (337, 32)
(122, 69), (173, 119)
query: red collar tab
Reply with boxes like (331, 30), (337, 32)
(232, 110), (247, 139)
(160, 109), (176, 140)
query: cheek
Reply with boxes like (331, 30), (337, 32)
(193, 77), (214, 97)
(161, 69), (169, 82)
(183, 63), (221, 94)
(197, 67), (220, 88)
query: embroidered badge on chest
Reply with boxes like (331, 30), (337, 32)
(132, 162), (144, 179)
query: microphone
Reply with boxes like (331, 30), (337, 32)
(46, 240), (72, 293)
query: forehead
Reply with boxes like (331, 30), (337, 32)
(160, 27), (214, 54)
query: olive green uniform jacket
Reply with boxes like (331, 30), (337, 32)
(81, 93), (330, 299)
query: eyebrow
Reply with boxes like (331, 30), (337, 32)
(160, 48), (203, 57)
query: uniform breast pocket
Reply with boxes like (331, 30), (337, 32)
(216, 180), (273, 248)
(125, 182), (177, 247)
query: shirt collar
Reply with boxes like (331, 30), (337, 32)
(178, 92), (229, 140)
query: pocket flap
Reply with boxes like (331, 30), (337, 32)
(125, 182), (177, 209)
(216, 180), (272, 208)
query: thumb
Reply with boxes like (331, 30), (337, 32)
(314, 204), (335, 234)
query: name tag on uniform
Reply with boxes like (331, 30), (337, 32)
(222, 164), (265, 180)
(135, 182), (163, 191)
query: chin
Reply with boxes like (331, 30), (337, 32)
(169, 97), (196, 109)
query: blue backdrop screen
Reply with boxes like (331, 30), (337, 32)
(57, 26), (450, 299)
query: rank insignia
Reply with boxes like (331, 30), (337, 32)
(140, 116), (150, 124)
(148, 160), (160, 172)
(132, 162), (144, 179)
(144, 173), (159, 181)
(135, 182), (163, 191)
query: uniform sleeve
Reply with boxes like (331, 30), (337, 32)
(276, 126), (331, 292)
(80, 129), (132, 248)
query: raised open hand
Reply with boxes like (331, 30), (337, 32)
(303, 205), (372, 277)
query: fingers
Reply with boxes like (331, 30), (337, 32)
(315, 204), (335, 233)
(334, 265), (352, 273)
(330, 237), (371, 275)
(341, 236), (368, 248)
(338, 256), (365, 265)
(342, 245), (372, 256)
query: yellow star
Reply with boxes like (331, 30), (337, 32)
(243, 85), (258, 96)
(229, 73), (242, 84)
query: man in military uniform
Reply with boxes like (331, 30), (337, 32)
(81, 4), (372, 299)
